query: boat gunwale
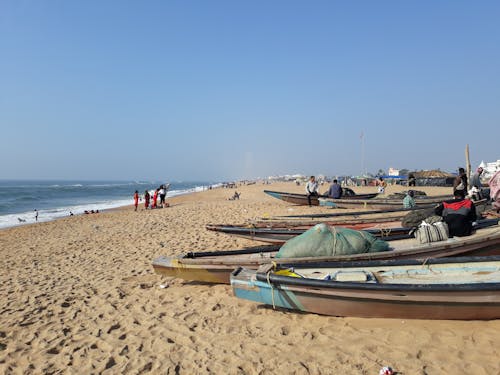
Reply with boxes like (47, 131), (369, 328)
(247, 255), (500, 292)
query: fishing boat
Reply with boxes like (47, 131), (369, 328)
(318, 196), (447, 210)
(264, 190), (378, 206)
(261, 205), (430, 221)
(152, 223), (500, 284)
(205, 221), (410, 244)
(230, 255), (500, 320)
(261, 199), (488, 222)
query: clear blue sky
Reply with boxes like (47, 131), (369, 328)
(1, 1), (499, 181)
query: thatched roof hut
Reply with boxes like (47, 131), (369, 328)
(412, 170), (455, 186)
(413, 170), (454, 178)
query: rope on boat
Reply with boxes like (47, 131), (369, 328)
(331, 226), (338, 250)
(266, 271), (276, 310)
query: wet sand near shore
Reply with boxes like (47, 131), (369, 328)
(1, 182), (499, 374)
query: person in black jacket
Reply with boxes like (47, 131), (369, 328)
(434, 189), (476, 237)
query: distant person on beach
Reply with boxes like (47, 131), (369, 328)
(34, 209), (38, 222)
(229, 191), (240, 200)
(305, 176), (319, 206)
(403, 190), (416, 208)
(453, 167), (467, 195)
(435, 189), (476, 237)
(159, 185), (166, 207)
(377, 177), (387, 194)
(470, 167), (484, 198)
(326, 179), (343, 199)
(152, 189), (158, 208)
(408, 173), (416, 187)
(134, 190), (139, 211)
(144, 190), (150, 209)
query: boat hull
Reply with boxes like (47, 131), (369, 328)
(320, 197), (443, 210)
(264, 190), (378, 206)
(153, 224), (500, 284)
(206, 221), (409, 244)
(231, 257), (500, 320)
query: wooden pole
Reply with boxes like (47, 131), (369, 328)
(465, 144), (471, 189)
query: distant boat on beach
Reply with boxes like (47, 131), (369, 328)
(264, 189), (379, 206)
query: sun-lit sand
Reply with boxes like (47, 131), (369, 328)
(1, 181), (499, 374)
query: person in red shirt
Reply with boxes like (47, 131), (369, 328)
(152, 189), (158, 208)
(133, 190), (139, 211)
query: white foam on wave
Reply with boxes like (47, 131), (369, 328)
(0, 183), (217, 230)
(0, 198), (132, 229)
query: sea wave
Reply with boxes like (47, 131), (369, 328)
(0, 181), (218, 230)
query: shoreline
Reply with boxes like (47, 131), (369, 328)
(0, 182), (220, 231)
(1, 182), (498, 374)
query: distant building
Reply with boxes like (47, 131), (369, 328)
(388, 167), (400, 176)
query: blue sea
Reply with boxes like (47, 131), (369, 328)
(0, 180), (219, 229)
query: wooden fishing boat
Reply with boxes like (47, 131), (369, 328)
(264, 190), (378, 206)
(318, 196), (446, 210)
(230, 255), (500, 320)
(262, 199), (488, 222)
(206, 221), (410, 244)
(152, 222), (500, 284)
(261, 205), (430, 221)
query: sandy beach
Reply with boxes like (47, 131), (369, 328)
(1, 181), (499, 374)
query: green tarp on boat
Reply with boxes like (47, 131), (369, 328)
(276, 223), (390, 258)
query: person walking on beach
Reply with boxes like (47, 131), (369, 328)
(34, 209), (38, 222)
(305, 176), (319, 206)
(158, 185), (166, 208)
(144, 190), (150, 210)
(133, 190), (139, 211)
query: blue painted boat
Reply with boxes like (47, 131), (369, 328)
(231, 255), (500, 320)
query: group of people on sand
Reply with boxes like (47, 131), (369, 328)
(304, 176), (345, 206)
(134, 184), (169, 211)
(402, 165), (496, 238)
(307, 165), (496, 239)
(304, 175), (391, 207)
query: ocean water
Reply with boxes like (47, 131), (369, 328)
(0, 180), (219, 229)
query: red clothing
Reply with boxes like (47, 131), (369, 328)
(153, 192), (158, 208)
(134, 193), (139, 207)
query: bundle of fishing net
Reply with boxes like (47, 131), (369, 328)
(276, 223), (390, 258)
